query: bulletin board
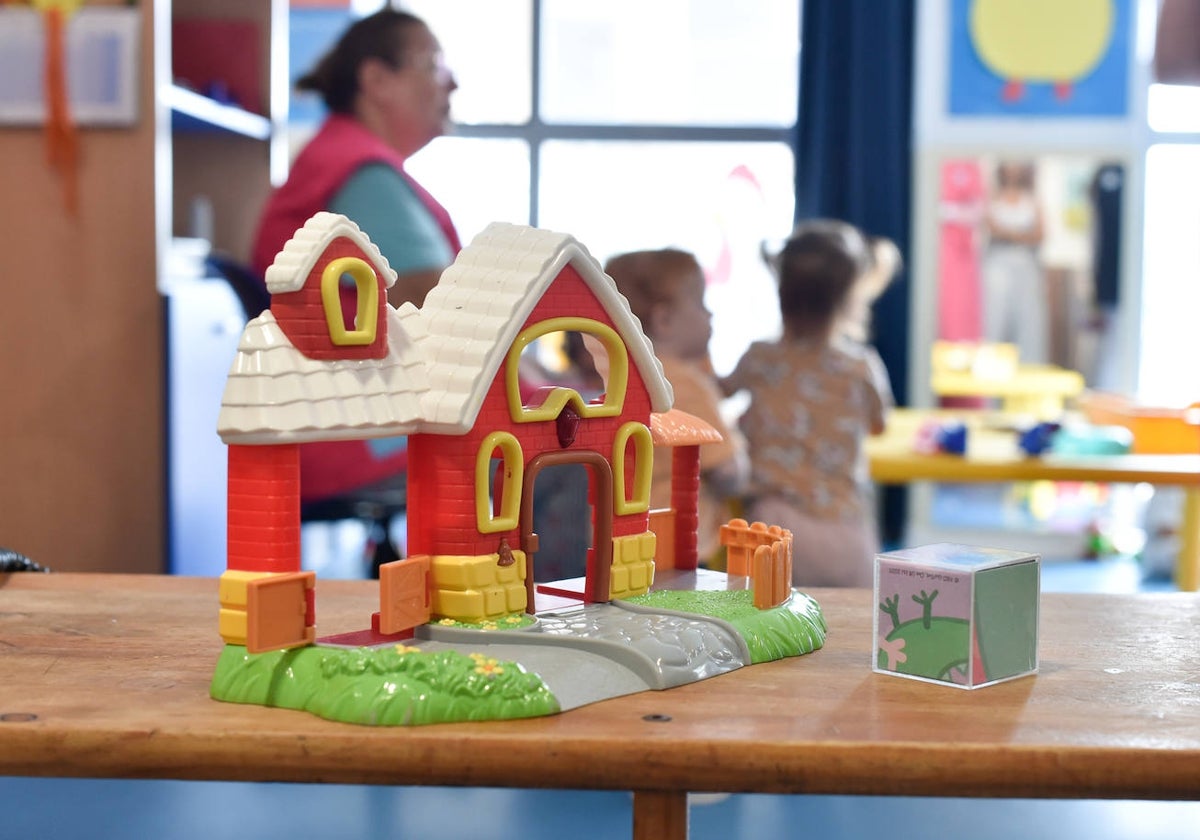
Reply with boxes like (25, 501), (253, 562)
(904, 0), (1152, 555)
(910, 0), (1147, 406)
(947, 0), (1132, 118)
(0, 6), (140, 126)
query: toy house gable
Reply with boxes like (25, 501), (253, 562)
(264, 211), (395, 296)
(217, 215), (430, 446)
(415, 222), (674, 433)
(399, 223), (679, 611)
(267, 212), (396, 362)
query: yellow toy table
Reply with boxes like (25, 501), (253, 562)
(929, 342), (1085, 419)
(867, 408), (1200, 591)
(931, 365), (1086, 418)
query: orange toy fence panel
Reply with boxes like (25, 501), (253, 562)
(752, 537), (792, 609)
(648, 508), (677, 570)
(719, 518), (793, 609)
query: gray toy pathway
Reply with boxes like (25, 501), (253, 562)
(417, 602), (749, 711)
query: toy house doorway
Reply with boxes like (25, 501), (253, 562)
(520, 451), (613, 611)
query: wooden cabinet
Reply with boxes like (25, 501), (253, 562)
(0, 1), (161, 572)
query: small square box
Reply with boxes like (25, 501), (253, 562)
(873, 543), (1040, 689)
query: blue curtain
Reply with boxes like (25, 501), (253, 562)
(795, 0), (915, 544)
(796, 0), (914, 404)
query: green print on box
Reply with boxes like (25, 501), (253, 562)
(873, 544), (1039, 689)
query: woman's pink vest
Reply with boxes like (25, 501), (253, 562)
(250, 114), (461, 503)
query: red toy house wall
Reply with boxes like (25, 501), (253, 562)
(405, 263), (660, 557)
(522, 264), (655, 529)
(227, 443), (301, 574)
(405, 434), (480, 557)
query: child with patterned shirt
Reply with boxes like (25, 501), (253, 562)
(604, 249), (748, 564)
(721, 220), (894, 587)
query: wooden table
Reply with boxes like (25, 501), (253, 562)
(867, 409), (1200, 591)
(3, 574), (1200, 839)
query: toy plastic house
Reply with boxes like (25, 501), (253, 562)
(873, 543), (1039, 689)
(208, 213), (823, 727)
(215, 213), (739, 651)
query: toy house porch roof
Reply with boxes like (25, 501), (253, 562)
(650, 409), (723, 446)
(217, 219), (673, 446)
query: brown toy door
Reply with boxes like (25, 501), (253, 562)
(519, 450), (613, 612)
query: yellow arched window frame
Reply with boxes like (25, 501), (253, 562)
(476, 431), (524, 533)
(320, 257), (379, 346)
(505, 317), (628, 423)
(612, 422), (652, 515)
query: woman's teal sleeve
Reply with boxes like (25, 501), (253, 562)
(329, 163), (454, 274)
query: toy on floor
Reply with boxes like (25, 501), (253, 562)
(211, 213), (826, 725)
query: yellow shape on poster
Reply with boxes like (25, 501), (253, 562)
(970, 0), (1114, 82)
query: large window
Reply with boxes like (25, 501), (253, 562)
(389, 0), (799, 375)
(1138, 83), (1200, 405)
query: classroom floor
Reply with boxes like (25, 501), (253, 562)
(4, 553), (1196, 840)
(3, 778), (1200, 840)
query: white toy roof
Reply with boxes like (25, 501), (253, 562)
(263, 212), (396, 295)
(218, 218), (673, 445)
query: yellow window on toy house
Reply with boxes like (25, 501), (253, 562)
(320, 256), (378, 344)
(613, 422), (652, 515)
(477, 432), (523, 533)
(505, 317), (628, 421)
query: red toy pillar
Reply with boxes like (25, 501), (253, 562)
(226, 443), (301, 574)
(670, 445), (701, 570)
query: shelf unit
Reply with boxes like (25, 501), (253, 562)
(166, 83), (273, 139)
(154, 0), (288, 291)
(154, 0), (290, 575)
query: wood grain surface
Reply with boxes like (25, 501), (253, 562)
(2, 573), (1199, 801)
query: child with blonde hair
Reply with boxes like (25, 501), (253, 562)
(844, 235), (902, 343)
(722, 220), (895, 587)
(604, 248), (748, 563)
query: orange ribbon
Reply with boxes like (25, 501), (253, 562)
(39, 2), (80, 216)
